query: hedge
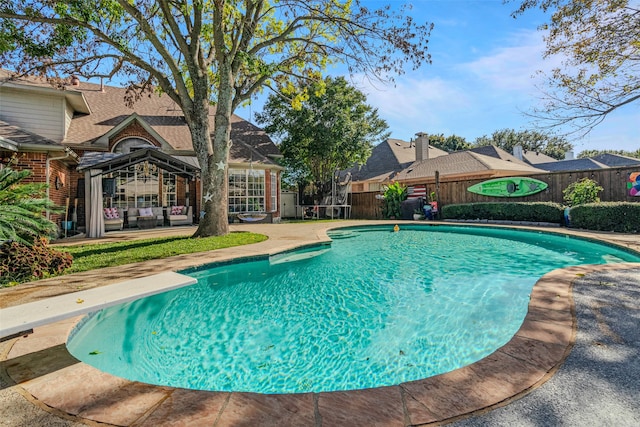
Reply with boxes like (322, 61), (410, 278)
(442, 202), (565, 224)
(568, 202), (640, 233)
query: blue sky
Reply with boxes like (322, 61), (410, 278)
(237, 0), (639, 155)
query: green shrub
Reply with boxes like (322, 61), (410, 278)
(442, 202), (565, 223)
(381, 182), (407, 219)
(563, 178), (603, 206)
(569, 202), (640, 233)
(0, 237), (73, 286)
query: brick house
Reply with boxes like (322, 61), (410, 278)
(0, 70), (283, 236)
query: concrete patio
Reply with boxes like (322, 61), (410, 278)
(1, 221), (639, 426)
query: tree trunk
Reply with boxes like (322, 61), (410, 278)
(190, 73), (232, 237)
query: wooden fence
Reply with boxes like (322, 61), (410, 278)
(350, 166), (640, 219)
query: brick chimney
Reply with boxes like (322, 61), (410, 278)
(415, 132), (430, 161)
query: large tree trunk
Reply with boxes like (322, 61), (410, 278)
(190, 74), (232, 237)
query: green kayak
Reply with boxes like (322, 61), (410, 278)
(467, 177), (548, 197)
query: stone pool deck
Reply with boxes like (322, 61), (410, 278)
(1, 221), (639, 426)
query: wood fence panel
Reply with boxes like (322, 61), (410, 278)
(350, 166), (640, 219)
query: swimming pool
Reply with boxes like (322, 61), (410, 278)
(67, 225), (640, 393)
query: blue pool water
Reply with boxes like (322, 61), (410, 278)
(67, 225), (640, 393)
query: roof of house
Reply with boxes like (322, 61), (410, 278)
(535, 158), (610, 172)
(347, 138), (448, 182)
(466, 145), (531, 166)
(522, 150), (557, 164)
(0, 71), (280, 166)
(588, 153), (640, 167)
(394, 151), (545, 183)
(0, 120), (61, 148)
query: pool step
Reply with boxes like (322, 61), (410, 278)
(329, 231), (357, 240)
(269, 248), (330, 265)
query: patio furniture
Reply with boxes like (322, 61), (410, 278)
(127, 207), (164, 228)
(103, 208), (124, 231)
(168, 206), (192, 226)
(137, 216), (157, 229)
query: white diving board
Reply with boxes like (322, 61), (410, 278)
(0, 271), (197, 340)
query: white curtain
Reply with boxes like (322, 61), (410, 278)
(86, 169), (104, 238)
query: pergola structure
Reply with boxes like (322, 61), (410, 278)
(78, 147), (200, 237)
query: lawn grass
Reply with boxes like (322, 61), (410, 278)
(58, 232), (267, 274)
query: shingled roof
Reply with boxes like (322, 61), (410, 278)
(535, 158), (609, 172)
(467, 145), (530, 166)
(394, 151), (545, 184)
(346, 138), (447, 182)
(588, 153), (640, 167)
(0, 71), (280, 166)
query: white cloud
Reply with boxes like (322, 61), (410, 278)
(460, 30), (560, 94)
(350, 74), (473, 137)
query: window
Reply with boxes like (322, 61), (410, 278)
(112, 137), (154, 154)
(162, 171), (177, 207)
(270, 171), (277, 212)
(228, 168), (265, 212)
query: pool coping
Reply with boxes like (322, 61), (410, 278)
(2, 223), (640, 426)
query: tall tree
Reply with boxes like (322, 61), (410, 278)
(473, 128), (573, 160)
(424, 133), (471, 152)
(0, 1), (431, 236)
(256, 76), (389, 202)
(513, 0), (640, 134)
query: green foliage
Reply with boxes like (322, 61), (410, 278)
(0, 167), (61, 245)
(0, 0), (431, 238)
(473, 128), (572, 160)
(563, 178), (603, 206)
(569, 203), (640, 233)
(256, 76), (389, 199)
(0, 237), (73, 286)
(381, 182), (407, 219)
(513, 1), (639, 134)
(442, 202), (565, 223)
(424, 133), (471, 152)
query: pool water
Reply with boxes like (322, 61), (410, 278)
(67, 225), (640, 393)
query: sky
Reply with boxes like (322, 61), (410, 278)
(236, 0), (639, 155)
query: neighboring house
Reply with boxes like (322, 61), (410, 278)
(588, 153), (640, 168)
(387, 133), (546, 186)
(346, 135), (447, 192)
(521, 150), (558, 165)
(0, 70), (283, 235)
(467, 145), (532, 166)
(535, 158), (610, 172)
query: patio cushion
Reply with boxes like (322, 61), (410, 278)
(104, 207), (119, 219)
(171, 205), (184, 215)
(138, 207), (154, 217)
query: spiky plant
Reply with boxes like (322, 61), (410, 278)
(0, 167), (61, 245)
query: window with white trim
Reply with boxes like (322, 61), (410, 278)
(270, 171), (277, 212)
(228, 168), (265, 212)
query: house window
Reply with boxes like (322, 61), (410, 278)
(270, 171), (277, 212)
(162, 171), (177, 206)
(112, 137), (154, 154)
(228, 168), (265, 213)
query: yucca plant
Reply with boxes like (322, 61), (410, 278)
(0, 167), (61, 245)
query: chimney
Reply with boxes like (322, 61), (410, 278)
(565, 150), (574, 160)
(415, 132), (430, 161)
(70, 75), (80, 86)
(513, 145), (523, 161)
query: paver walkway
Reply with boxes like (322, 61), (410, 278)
(1, 221), (639, 426)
